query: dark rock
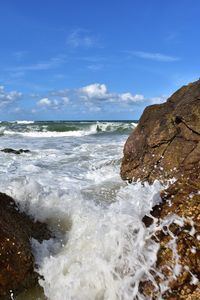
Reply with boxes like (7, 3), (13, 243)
(121, 80), (200, 299)
(1, 148), (30, 155)
(0, 192), (51, 298)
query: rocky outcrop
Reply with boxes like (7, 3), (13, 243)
(0, 192), (51, 299)
(121, 80), (200, 183)
(1, 148), (30, 155)
(121, 80), (200, 299)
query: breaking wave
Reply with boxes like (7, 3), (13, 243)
(0, 120), (168, 300)
(0, 121), (137, 138)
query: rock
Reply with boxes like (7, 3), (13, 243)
(1, 148), (30, 155)
(0, 192), (51, 299)
(141, 167), (200, 299)
(121, 80), (200, 299)
(121, 80), (200, 183)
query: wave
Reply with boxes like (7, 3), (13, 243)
(16, 120), (35, 124)
(0, 127), (6, 136)
(39, 122), (136, 135)
(0, 123), (165, 300)
(0, 121), (137, 138)
(92, 122), (136, 133)
(2, 175), (162, 300)
(3, 130), (89, 138)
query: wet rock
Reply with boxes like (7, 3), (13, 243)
(121, 80), (200, 299)
(0, 192), (51, 299)
(1, 148), (30, 155)
(146, 167), (200, 299)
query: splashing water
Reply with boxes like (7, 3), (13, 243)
(0, 121), (165, 300)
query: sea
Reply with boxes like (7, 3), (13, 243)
(0, 120), (163, 300)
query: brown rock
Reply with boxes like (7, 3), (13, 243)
(121, 80), (200, 299)
(121, 80), (200, 183)
(0, 192), (51, 299)
(150, 169), (200, 299)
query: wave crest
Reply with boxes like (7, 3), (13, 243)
(0, 121), (137, 138)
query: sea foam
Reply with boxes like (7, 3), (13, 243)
(0, 121), (162, 300)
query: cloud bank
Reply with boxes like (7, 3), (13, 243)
(79, 83), (144, 104)
(0, 82), (167, 120)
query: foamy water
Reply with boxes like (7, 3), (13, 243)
(0, 121), (164, 300)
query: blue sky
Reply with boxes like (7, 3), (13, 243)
(0, 0), (200, 120)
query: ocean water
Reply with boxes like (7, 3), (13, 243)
(0, 121), (163, 300)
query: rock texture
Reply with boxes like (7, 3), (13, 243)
(121, 80), (200, 183)
(0, 192), (51, 299)
(121, 80), (200, 299)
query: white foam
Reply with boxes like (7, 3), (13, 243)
(5, 176), (162, 300)
(190, 273), (199, 285)
(3, 130), (90, 138)
(16, 120), (35, 124)
(0, 128), (164, 300)
(131, 122), (138, 127)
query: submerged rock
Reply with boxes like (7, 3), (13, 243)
(1, 148), (30, 155)
(121, 80), (200, 299)
(0, 192), (51, 299)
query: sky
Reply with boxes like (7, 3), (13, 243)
(0, 0), (200, 121)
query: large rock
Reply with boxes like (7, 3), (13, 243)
(0, 192), (51, 299)
(121, 80), (200, 299)
(121, 80), (200, 183)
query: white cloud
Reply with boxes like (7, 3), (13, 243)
(67, 29), (96, 48)
(31, 83), (168, 117)
(32, 83), (145, 117)
(120, 93), (144, 102)
(79, 83), (144, 104)
(80, 83), (108, 99)
(150, 95), (167, 104)
(127, 51), (180, 62)
(0, 80), (172, 121)
(38, 98), (52, 106)
(37, 95), (70, 110)
(0, 85), (22, 107)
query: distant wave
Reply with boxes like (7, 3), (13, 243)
(0, 121), (137, 138)
(91, 122), (136, 134)
(3, 130), (88, 138)
(16, 120), (35, 124)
